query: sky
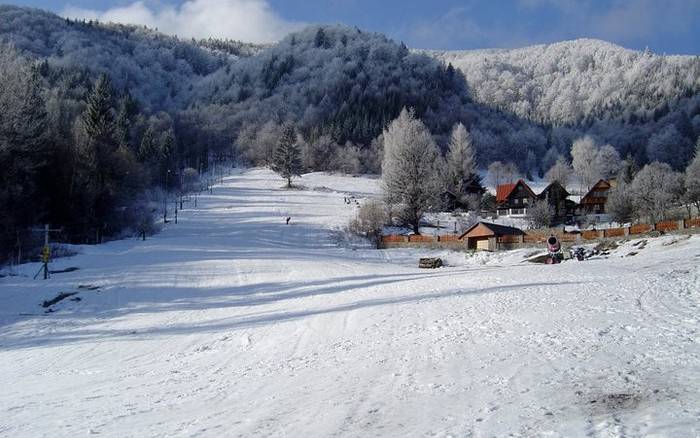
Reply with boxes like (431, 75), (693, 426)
(7, 0), (700, 54)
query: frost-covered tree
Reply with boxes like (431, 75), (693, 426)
(487, 161), (506, 188)
(382, 108), (443, 234)
(683, 139), (700, 216)
(544, 156), (573, 188)
(0, 53), (50, 251)
(606, 182), (635, 224)
(332, 143), (362, 174)
(646, 124), (693, 170)
(571, 136), (601, 191)
(529, 199), (554, 228)
(349, 199), (387, 243)
(596, 144), (622, 179)
(630, 162), (683, 223)
(271, 124), (302, 188)
(445, 122), (476, 194)
(503, 162), (521, 184)
(541, 146), (560, 174)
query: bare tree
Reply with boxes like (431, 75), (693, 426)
(382, 108), (443, 234)
(544, 155), (573, 188)
(487, 161), (506, 188)
(503, 162), (521, 183)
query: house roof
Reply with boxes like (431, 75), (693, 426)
(495, 179), (536, 203)
(581, 179), (612, 204)
(458, 221), (526, 239)
(538, 181), (570, 199)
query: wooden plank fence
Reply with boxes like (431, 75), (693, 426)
(604, 227), (626, 238)
(686, 217), (700, 228)
(380, 217), (699, 250)
(629, 224), (653, 235)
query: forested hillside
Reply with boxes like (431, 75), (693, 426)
(1, 4), (699, 255)
(426, 40), (700, 169)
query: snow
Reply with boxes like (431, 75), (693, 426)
(1, 168), (699, 437)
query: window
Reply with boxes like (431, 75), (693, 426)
(514, 198), (519, 205)
(523, 198), (528, 205)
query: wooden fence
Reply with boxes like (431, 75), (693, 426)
(380, 217), (699, 250)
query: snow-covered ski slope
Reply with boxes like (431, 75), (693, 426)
(1, 168), (699, 437)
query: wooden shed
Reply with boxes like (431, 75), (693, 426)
(458, 222), (526, 251)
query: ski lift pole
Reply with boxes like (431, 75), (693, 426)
(31, 224), (62, 280)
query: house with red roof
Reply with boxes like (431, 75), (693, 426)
(495, 179), (537, 217)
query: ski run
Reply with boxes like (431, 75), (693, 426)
(1, 168), (699, 437)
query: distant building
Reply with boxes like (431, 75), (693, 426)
(443, 176), (486, 211)
(579, 178), (617, 216)
(538, 181), (575, 221)
(459, 222), (525, 251)
(495, 179), (537, 217)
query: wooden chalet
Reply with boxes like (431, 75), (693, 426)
(538, 181), (574, 221)
(495, 179), (537, 217)
(443, 177), (486, 211)
(579, 178), (617, 215)
(459, 222), (525, 251)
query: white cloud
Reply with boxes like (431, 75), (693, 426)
(61, 0), (305, 43)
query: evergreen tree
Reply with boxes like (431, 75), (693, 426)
(271, 124), (302, 188)
(0, 63), (50, 250)
(80, 74), (119, 242)
(138, 125), (157, 163)
(160, 129), (177, 187)
(83, 74), (115, 144)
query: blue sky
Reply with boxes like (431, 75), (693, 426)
(8, 0), (700, 54)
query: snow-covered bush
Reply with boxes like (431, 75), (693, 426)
(349, 199), (388, 242)
(529, 199), (554, 228)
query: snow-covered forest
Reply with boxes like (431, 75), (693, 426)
(427, 41), (700, 169)
(1, 4), (699, 253)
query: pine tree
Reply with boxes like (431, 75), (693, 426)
(83, 74), (115, 143)
(138, 125), (157, 163)
(115, 104), (130, 150)
(271, 124), (302, 188)
(80, 74), (119, 242)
